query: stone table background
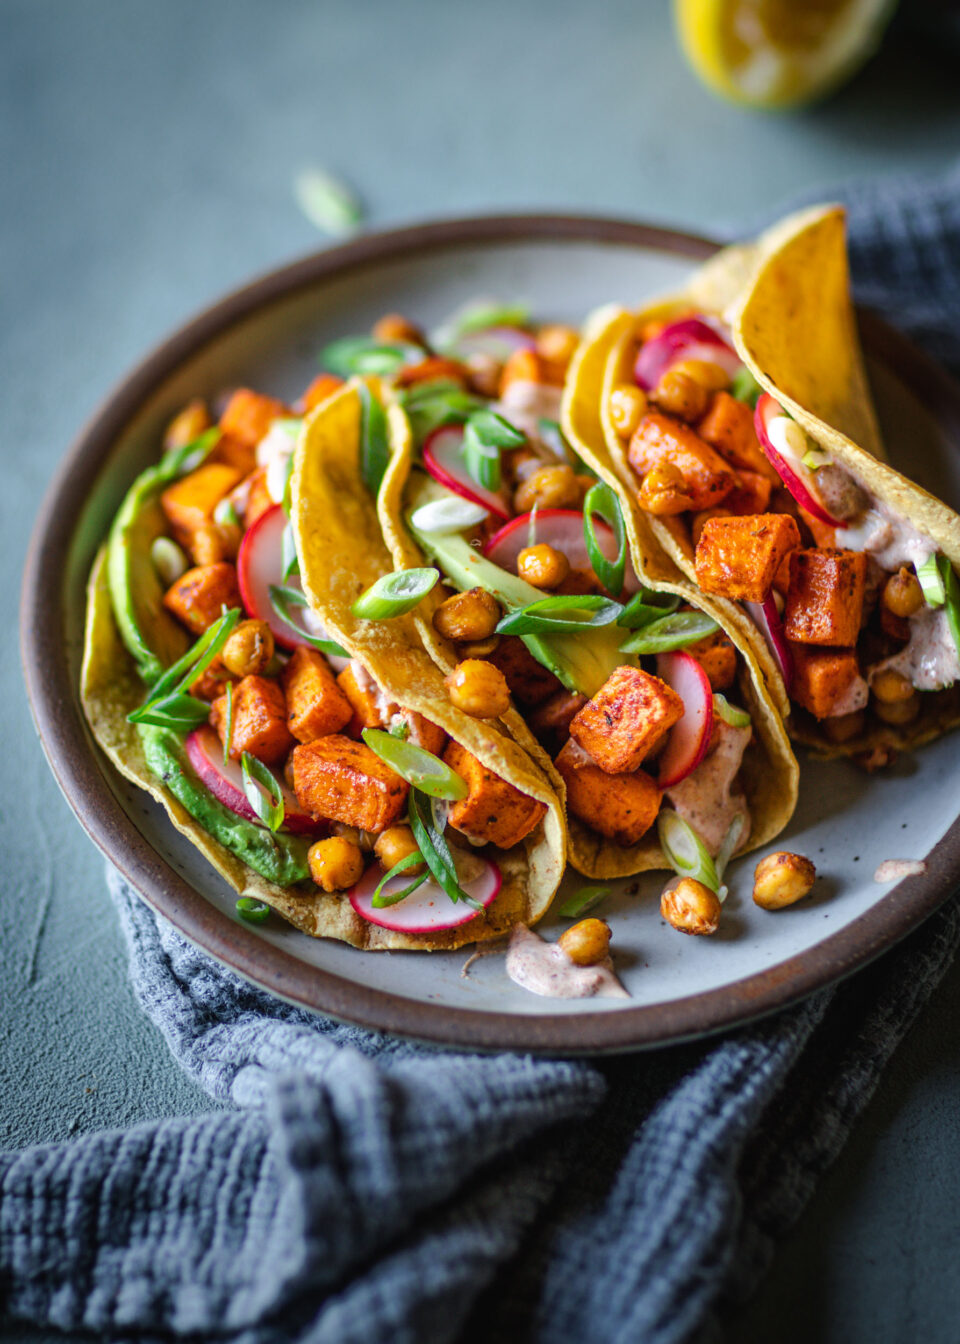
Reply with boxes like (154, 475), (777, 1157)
(4, 2), (960, 1339)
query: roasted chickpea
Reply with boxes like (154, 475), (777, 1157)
(661, 877), (721, 935)
(558, 918), (611, 967)
(432, 587), (502, 643)
(669, 358), (731, 391)
(372, 313), (426, 347)
(445, 659), (511, 718)
(517, 543), (570, 590)
(609, 384), (647, 439)
(191, 521), (241, 566)
(221, 619), (275, 677)
(308, 836), (365, 893)
(374, 825), (424, 874)
(535, 324), (580, 369)
(164, 398), (211, 452)
(651, 369), (709, 422)
(753, 851), (816, 910)
(691, 507), (732, 548)
(823, 710), (866, 744)
(874, 692), (920, 726)
(465, 352), (503, 398)
(638, 461), (694, 516)
(883, 567), (924, 618)
(871, 668), (914, 704)
(514, 463), (582, 513)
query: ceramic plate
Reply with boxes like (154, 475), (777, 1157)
(21, 216), (960, 1052)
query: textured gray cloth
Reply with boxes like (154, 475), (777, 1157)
(5, 167), (960, 1342)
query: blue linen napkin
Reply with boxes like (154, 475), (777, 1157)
(5, 167), (960, 1342)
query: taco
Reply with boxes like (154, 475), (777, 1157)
(563, 205), (960, 765)
(313, 304), (798, 881)
(81, 371), (564, 951)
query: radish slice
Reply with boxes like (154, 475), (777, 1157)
(754, 394), (846, 529)
(422, 425), (512, 520)
(655, 651), (714, 788)
(447, 326), (535, 363)
(744, 595), (794, 694)
(483, 509), (641, 595)
(634, 316), (741, 391)
(350, 854), (502, 933)
(185, 726), (323, 836)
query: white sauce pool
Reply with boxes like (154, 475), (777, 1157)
(665, 720), (752, 856)
(505, 925), (628, 999)
(874, 859), (927, 883)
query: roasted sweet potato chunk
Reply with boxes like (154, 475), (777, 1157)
(394, 356), (471, 389)
(488, 636), (561, 706)
(628, 412), (737, 513)
(292, 735), (409, 832)
(789, 644), (865, 719)
(336, 662), (446, 755)
(162, 562), (241, 634)
(527, 690), (588, 746)
(723, 469), (772, 516)
(444, 741), (546, 849)
(556, 741), (662, 846)
(686, 628), (737, 691)
(219, 388), (289, 448)
(696, 391), (778, 480)
(241, 468), (275, 529)
(695, 513), (801, 603)
(161, 463), (243, 541)
(282, 647), (353, 743)
(569, 666), (683, 774)
(211, 675), (295, 765)
(784, 548), (867, 647)
(209, 434), (256, 476)
(300, 372), (345, 413)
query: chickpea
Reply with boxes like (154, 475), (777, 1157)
(883, 567), (923, 618)
(517, 543), (570, 590)
(558, 918), (611, 967)
(221, 620), (275, 677)
(191, 521), (241, 566)
(372, 313), (426, 347)
(638, 461), (694, 516)
(445, 659), (511, 718)
(374, 825), (424, 875)
(669, 358), (731, 391)
(823, 710), (866, 744)
(871, 667), (914, 704)
(308, 836), (365, 893)
(331, 822), (376, 851)
(164, 398), (210, 452)
(466, 353), (503, 399)
(609, 384), (647, 439)
(753, 852), (816, 910)
(691, 507), (732, 548)
(535, 324), (580, 369)
(661, 877), (721, 936)
(458, 634), (501, 658)
(432, 587), (501, 642)
(514, 463), (582, 514)
(874, 692), (920, 726)
(651, 370), (709, 423)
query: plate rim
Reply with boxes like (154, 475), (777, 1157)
(20, 211), (960, 1054)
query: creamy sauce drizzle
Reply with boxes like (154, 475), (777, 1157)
(349, 661), (432, 745)
(665, 719), (752, 856)
(826, 671), (869, 718)
(871, 606), (960, 691)
(874, 859), (927, 883)
(505, 925), (629, 999)
(493, 380), (563, 444)
(841, 490), (934, 573)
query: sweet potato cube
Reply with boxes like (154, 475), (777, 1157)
(161, 462), (243, 539)
(281, 647), (353, 743)
(219, 388), (289, 448)
(696, 391), (778, 480)
(394, 356), (471, 390)
(789, 644), (865, 719)
(723, 469), (772, 516)
(569, 666), (684, 774)
(488, 636), (561, 706)
(444, 741), (546, 850)
(498, 348), (565, 394)
(241, 468), (275, 529)
(300, 372), (345, 413)
(628, 412), (737, 513)
(292, 735), (409, 832)
(336, 662), (446, 755)
(686, 628), (737, 691)
(695, 513), (801, 603)
(556, 742), (662, 847)
(784, 548), (867, 647)
(162, 562), (241, 634)
(209, 433), (256, 476)
(211, 675), (295, 765)
(528, 691), (588, 746)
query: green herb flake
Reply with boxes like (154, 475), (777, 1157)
(294, 167), (363, 237)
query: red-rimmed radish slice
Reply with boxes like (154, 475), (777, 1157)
(350, 856), (502, 933)
(483, 509), (641, 595)
(185, 726), (323, 836)
(448, 326), (535, 363)
(422, 425), (512, 520)
(754, 394), (847, 529)
(655, 651), (714, 788)
(744, 595), (794, 694)
(634, 316), (741, 390)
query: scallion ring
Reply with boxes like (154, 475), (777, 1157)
(236, 898), (271, 924)
(918, 553), (946, 607)
(619, 611), (718, 655)
(241, 753), (286, 832)
(362, 728), (467, 799)
(617, 589), (681, 630)
(583, 481), (627, 597)
(713, 694), (751, 729)
(371, 852), (429, 908)
(352, 567), (439, 620)
(937, 555), (960, 659)
(409, 496), (489, 536)
(557, 885), (609, 919)
(657, 810), (719, 894)
(496, 594), (624, 636)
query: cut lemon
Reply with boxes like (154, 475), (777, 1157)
(674, 0), (898, 108)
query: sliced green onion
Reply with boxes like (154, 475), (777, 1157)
(527, 501), (540, 548)
(294, 167), (363, 237)
(162, 426), (221, 475)
(241, 753), (285, 832)
(617, 588), (681, 630)
(214, 497), (240, 530)
(937, 555), (960, 662)
(389, 719), (410, 740)
(557, 885), (609, 918)
(371, 852), (428, 907)
(320, 335), (423, 379)
(222, 680), (234, 765)
(129, 692), (212, 733)
(730, 365), (762, 408)
(440, 301), (530, 343)
(715, 814), (746, 890)
(713, 693), (751, 729)
(267, 585), (350, 659)
(583, 481), (627, 597)
(619, 611), (718, 655)
(150, 536), (188, 587)
(408, 790), (475, 908)
(357, 382), (391, 498)
(236, 897), (271, 924)
(496, 594), (624, 636)
(537, 417), (572, 462)
(362, 728), (467, 800)
(409, 496), (489, 535)
(918, 553), (946, 607)
(801, 447), (831, 471)
(399, 380), (484, 441)
(129, 607), (240, 721)
(281, 522), (299, 579)
(352, 567), (439, 620)
(657, 810), (719, 894)
(462, 409), (524, 492)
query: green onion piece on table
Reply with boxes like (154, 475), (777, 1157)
(293, 167), (363, 237)
(352, 567), (439, 619)
(558, 885), (609, 918)
(236, 897), (271, 924)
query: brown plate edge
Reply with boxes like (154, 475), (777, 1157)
(19, 212), (960, 1055)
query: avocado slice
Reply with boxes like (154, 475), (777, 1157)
(108, 438), (216, 685)
(406, 473), (630, 696)
(139, 724), (311, 886)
